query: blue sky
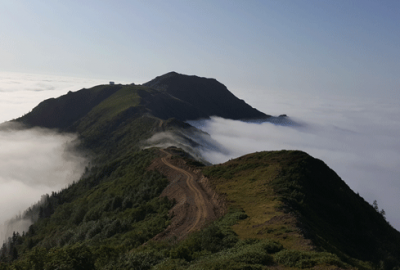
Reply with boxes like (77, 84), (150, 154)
(1, 0), (399, 99)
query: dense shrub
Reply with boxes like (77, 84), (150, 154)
(274, 249), (348, 268)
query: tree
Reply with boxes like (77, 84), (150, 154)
(373, 200), (379, 211)
(11, 247), (18, 261)
(380, 209), (386, 219)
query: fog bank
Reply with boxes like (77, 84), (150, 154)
(144, 127), (229, 165)
(188, 92), (400, 231)
(0, 123), (88, 241)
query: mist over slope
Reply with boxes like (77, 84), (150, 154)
(0, 123), (88, 240)
(187, 91), (400, 231)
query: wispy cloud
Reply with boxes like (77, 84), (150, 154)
(144, 127), (228, 165)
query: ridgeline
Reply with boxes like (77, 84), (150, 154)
(0, 72), (398, 269)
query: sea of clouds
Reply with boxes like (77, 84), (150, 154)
(188, 88), (400, 231)
(0, 123), (88, 241)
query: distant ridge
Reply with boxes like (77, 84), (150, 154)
(17, 72), (271, 131)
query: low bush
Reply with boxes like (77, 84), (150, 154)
(274, 249), (348, 268)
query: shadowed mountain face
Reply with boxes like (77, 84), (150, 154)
(144, 72), (269, 120)
(16, 72), (270, 131)
(18, 85), (123, 130)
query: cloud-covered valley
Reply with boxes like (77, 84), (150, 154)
(0, 72), (103, 241)
(0, 123), (88, 241)
(188, 90), (400, 231)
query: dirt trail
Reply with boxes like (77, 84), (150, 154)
(150, 148), (225, 240)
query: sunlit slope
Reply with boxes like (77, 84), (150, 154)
(203, 150), (400, 268)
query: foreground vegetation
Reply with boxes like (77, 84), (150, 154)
(0, 149), (174, 269)
(4, 148), (396, 269)
(0, 208), (353, 270)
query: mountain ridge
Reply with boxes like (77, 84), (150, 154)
(16, 72), (270, 132)
(1, 72), (399, 269)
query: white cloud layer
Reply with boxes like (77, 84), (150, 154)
(0, 72), (104, 241)
(189, 90), (400, 231)
(0, 123), (88, 240)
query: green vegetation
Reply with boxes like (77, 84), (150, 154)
(0, 149), (173, 269)
(100, 209), (282, 270)
(203, 151), (400, 269)
(274, 250), (348, 269)
(269, 151), (400, 267)
(2, 84), (176, 268)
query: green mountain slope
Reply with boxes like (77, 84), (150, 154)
(1, 73), (399, 269)
(203, 151), (400, 269)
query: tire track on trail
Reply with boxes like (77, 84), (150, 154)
(150, 148), (226, 241)
(160, 149), (209, 233)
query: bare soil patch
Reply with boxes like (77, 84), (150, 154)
(148, 148), (226, 240)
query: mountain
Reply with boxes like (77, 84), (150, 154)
(18, 72), (269, 131)
(1, 73), (399, 269)
(203, 151), (400, 268)
(143, 72), (269, 120)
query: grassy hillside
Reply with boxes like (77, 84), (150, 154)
(202, 151), (400, 269)
(5, 148), (398, 269)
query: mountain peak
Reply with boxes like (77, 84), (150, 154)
(144, 72), (269, 120)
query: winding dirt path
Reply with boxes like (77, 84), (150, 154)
(150, 148), (225, 240)
(160, 149), (208, 233)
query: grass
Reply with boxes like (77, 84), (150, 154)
(203, 151), (311, 251)
(78, 85), (141, 127)
(202, 150), (397, 269)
